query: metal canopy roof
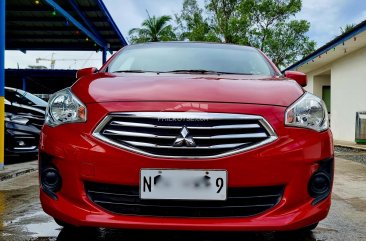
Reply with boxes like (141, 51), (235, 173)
(6, 0), (127, 51)
(6, 68), (77, 94)
(284, 19), (366, 72)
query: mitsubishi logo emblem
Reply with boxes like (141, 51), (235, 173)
(173, 127), (196, 147)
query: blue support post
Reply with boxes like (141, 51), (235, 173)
(96, 0), (128, 46)
(0, 0), (5, 170)
(102, 48), (107, 64)
(22, 77), (26, 91)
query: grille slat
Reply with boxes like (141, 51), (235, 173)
(104, 129), (266, 140)
(124, 140), (247, 149)
(103, 129), (176, 139)
(85, 182), (284, 218)
(110, 120), (261, 130)
(110, 121), (182, 129)
(93, 112), (277, 158)
(94, 200), (275, 209)
(188, 124), (261, 129)
(193, 133), (268, 140)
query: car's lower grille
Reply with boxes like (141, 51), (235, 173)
(93, 112), (277, 158)
(14, 111), (45, 129)
(5, 123), (40, 152)
(85, 182), (284, 218)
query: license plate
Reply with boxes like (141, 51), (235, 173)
(140, 169), (227, 200)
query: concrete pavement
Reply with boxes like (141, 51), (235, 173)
(0, 160), (37, 182)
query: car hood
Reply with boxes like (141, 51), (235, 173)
(72, 73), (304, 107)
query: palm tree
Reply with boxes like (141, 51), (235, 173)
(340, 24), (355, 34)
(129, 12), (176, 43)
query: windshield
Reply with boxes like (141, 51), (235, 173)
(107, 43), (275, 76)
(5, 88), (47, 107)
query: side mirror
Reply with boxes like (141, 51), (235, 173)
(76, 67), (98, 79)
(285, 71), (307, 87)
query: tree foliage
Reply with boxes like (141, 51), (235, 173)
(340, 24), (355, 34)
(128, 13), (176, 44)
(175, 0), (214, 41)
(206, 0), (249, 44)
(241, 0), (315, 67)
(128, 0), (316, 68)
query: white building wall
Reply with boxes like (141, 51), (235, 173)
(304, 75), (314, 93)
(303, 65), (331, 95)
(331, 46), (366, 141)
(313, 76), (330, 99)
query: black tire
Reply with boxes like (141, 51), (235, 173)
(275, 223), (318, 239)
(56, 225), (99, 241)
(54, 218), (75, 228)
(54, 218), (98, 233)
(299, 222), (319, 232)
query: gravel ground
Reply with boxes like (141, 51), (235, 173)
(335, 146), (366, 165)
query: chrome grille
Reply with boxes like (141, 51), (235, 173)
(85, 182), (284, 217)
(93, 112), (277, 158)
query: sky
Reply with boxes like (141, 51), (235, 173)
(5, 0), (366, 70)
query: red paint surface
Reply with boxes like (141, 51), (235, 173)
(40, 101), (333, 230)
(40, 47), (333, 231)
(72, 73), (304, 106)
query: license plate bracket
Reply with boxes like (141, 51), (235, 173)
(140, 169), (227, 201)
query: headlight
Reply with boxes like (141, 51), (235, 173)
(285, 92), (329, 132)
(45, 88), (87, 127)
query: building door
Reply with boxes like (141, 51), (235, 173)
(322, 86), (331, 113)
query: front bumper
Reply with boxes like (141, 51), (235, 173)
(39, 101), (334, 231)
(41, 190), (330, 231)
(5, 121), (40, 156)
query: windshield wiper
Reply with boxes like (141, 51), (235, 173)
(112, 69), (254, 75)
(112, 70), (152, 73)
(164, 70), (253, 75)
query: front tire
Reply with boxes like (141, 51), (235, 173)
(299, 222), (319, 232)
(275, 222), (319, 239)
(54, 218), (74, 229)
(54, 218), (98, 232)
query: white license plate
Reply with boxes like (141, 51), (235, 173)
(140, 169), (227, 200)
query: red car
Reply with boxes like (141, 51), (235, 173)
(39, 42), (333, 232)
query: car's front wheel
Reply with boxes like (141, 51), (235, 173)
(54, 218), (99, 232)
(300, 222), (319, 232)
(275, 222), (319, 240)
(54, 218), (74, 229)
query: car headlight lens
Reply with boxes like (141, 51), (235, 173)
(285, 92), (329, 132)
(45, 88), (87, 127)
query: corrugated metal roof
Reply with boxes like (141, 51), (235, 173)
(6, 0), (127, 51)
(5, 68), (77, 93)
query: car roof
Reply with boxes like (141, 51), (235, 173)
(5, 87), (16, 92)
(126, 41), (257, 51)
